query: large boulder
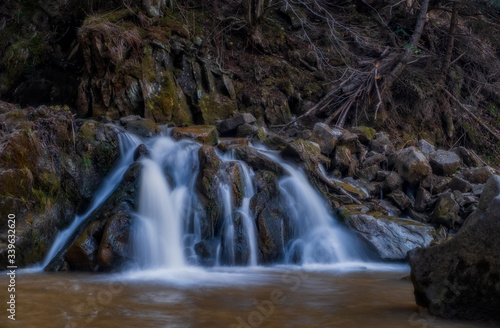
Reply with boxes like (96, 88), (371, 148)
(310, 123), (343, 156)
(171, 125), (219, 145)
(408, 175), (500, 320)
(463, 166), (495, 184)
(394, 147), (432, 184)
(344, 213), (435, 260)
(429, 150), (461, 177)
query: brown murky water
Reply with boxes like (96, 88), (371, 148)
(1, 264), (496, 328)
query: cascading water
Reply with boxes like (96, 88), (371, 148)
(133, 137), (200, 269)
(41, 132), (141, 269)
(259, 150), (370, 265)
(236, 163), (258, 266)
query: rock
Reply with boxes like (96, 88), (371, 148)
(463, 166), (495, 184)
(171, 125), (218, 145)
(297, 129), (312, 140)
(429, 150), (461, 176)
(234, 146), (283, 176)
(250, 172), (285, 263)
(133, 144), (150, 161)
(235, 123), (258, 137)
(472, 184), (485, 197)
(344, 213), (435, 260)
(421, 174), (449, 195)
(196, 145), (223, 239)
(414, 187), (432, 212)
(452, 146), (482, 168)
(64, 220), (106, 271)
(373, 199), (402, 216)
(447, 176), (472, 193)
(382, 171), (404, 193)
(194, 239), (218, 266)
(333, 146), (351, 174)
(387, 190), (413, 211)
(217, 113), (256, 135)
(417, 139), (436, 156)
(362, 152), (386, 168)
(124, 118), (160, 137)
(356, 164), (380, 181)
(97, 212), (134, 271)
(310, 123), (343, 156)
(369, 132), (394, 154)
(394, 147), (432, 184)
(351, 126), (376, 144)
(281, 139), (330, 168)
(408, 175), (500, 320)
(119, 115), (142, 125)
(431, 192), (461, 229)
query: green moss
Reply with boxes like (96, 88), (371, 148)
(198, 93), (237, 125)
(82, 155), (92, 170)
(24, 229), (47, 265)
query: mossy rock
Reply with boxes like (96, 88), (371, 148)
(171, 125), (218, 145)
(198, 93), (238, 125)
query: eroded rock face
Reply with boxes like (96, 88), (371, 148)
(408, 175), (500, 321)
(344, 213), (435, 260)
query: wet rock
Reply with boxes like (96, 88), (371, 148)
(369, 132), (394, 154)
(123, 118), (160, 137)
(310, 123), (343, 156)
(452, 146), (482, 168)
(234, 146), (283, 176)
(250, 172), (284, 263)
(196, 145), (223, 239)
(133, 144), (150, 161)
(447, 176), (472, 193)
(421, 174), (449, 195)
(351, 126), (376, 144)
(97, 212), (134, 271)
(408, 175), (500, 320)
(431, 192), (461, 229)
(345, 213), (435, 260)
(417, 139), (436, 156)
(171, 125), (218, 145)
(394, 147), (432, 184)
(429, 150), (461, 177)
(194, 239), (218, 266)
(463, 166), (495, 184)
(217, 113), (256, 135)
(387, 190), (413, 211)
(65, 220), (106, 271)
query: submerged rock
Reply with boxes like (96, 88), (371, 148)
(344, 213), (435, 260)
(408, 175), (500, 320)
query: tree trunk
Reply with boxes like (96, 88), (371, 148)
(439, 1), (460, 86)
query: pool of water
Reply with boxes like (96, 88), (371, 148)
(1, 263), (496, 328)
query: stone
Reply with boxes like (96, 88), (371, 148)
(133, 144), (150, 161)
(345, 213), (435, 260)
(374, 199), (402, 216)
(310, 122), (343, 156)
(369, 132), (394, 154)
(394, 147), (432, 184)
(124, 118), (160, 137)
(447, 176), (472, 193)
(414, 187), (432, 212)
(281, 139), (330, 168)
(382, 171), (404, 193)
(351, 126), (376, 144)
(234, 146), (283, 176)
(333, 146), (351, 174)
(429, 150), (461, 176)
(171, 125), (218, 145)
(452, 146), (481, 168)
(408, 175), (500, 320)
(217, 113), (256, 135)
(472, 184), (485, 197)
(463, 166), (495, 184)
(417, 139), (436, 156)
(431, 192), (461, 229)
(421, 174), (449, 195)
(235, 123), (258, 137)
(387, 190), (413, 211)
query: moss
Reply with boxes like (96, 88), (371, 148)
(198, 93), (237, 125)
(24, 229), (47, 265)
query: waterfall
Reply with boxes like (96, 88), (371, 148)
(41, 132), (141, 268)
(237, 163), (258, 266)
(133, 137), (201, 269)
(259, 151), (370, 265)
